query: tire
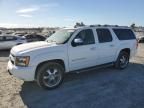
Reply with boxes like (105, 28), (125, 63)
(36, 62), (64, 90)
(114, 51), (130, 69)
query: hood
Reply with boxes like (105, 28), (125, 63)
(11, 41), (56, 55)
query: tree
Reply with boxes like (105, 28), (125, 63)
(131, 23), (136, 29)
(131, 23), (137, 31)
(74, 22), (85, 28)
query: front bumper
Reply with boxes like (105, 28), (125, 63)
(7, 61), (35, 81)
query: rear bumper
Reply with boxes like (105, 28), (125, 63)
(7, 61), (35, 81)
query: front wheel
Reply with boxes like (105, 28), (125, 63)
(36, 62), (64, 90)
(114, 51), (130, 69)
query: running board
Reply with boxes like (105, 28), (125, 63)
(71, 62), (114, 74)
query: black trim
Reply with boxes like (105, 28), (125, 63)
(70, 62), (113, 73)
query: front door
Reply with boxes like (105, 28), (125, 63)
(68, 29), (97, 71)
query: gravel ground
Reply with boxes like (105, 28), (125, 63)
(0, 44), (144, 108)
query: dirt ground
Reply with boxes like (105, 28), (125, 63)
(0, 44), (144, 108)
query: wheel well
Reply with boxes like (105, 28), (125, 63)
(120, 48), (130, 55)
(35, 59), (65, 79)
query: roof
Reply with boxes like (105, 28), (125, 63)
(63, 25), (130, 30)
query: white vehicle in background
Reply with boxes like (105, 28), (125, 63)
(0, 35), (27, 50)
(138, 36), (144, 43)
(7, 25), (138, 89)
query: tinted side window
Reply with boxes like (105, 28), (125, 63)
(33, 35), (37, 38)
(38, 36), (45, 41)
(96, 29), (112, 43)
(26, 35), (31, 39)
(72, 29), (95, 46)
(113, 29), (136, 40)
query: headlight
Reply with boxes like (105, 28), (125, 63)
(15, 56), (30, 67)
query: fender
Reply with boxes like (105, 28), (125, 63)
(31, 51), (69, 73)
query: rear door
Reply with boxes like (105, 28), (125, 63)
(95, 28), (117, 64)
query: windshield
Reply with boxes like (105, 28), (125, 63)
(46, 29), (75, 44)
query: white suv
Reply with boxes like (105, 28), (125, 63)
(7, 25), (138, 89)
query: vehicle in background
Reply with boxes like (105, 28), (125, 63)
(138, 36), (144, 43)
(7, 25), (138, 89)
(0, 35), (27, 50)
(24, 34), (46, 42)
(0, 30), (2, 35)
(14, 32), (28, 37)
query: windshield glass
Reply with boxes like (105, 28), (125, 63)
(46, 29), (75, 44)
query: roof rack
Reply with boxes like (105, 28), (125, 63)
(89, 24), (128, 28)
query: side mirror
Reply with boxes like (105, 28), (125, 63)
(73, 38), (83, 46)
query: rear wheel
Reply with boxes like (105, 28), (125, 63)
(36, 62), (64, 89)
(114, 51), (130, 69)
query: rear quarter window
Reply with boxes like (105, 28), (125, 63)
(113, 29), (136, 40)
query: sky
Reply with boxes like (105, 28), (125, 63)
(0, 0), (143, 28)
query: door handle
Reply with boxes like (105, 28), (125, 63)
(90, 47), (96, 50)
(110, 45), (114, 47)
